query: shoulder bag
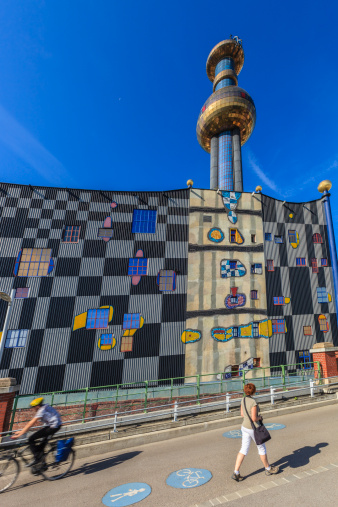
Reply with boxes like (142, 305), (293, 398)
(243, 397), (271, 445)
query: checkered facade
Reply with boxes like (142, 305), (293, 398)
(262, 195), (338, 372)
(0, 184), (189, 394)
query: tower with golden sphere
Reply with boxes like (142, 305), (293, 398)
(196, 36), (256, 191)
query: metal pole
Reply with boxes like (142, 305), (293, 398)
(173, 401), (178, 422)
(226, 393), (230, 413)
(322, 190), (338, 322)
(310, 379), (314, 397)
(0, 289), (15, 365)
(113, 411), (118, 432)
(270, 387), (275, 405)
(144, 381), (148, 413)
(281, 364), (286, 390)
(82, 388), (88, 423)
(197, 375), (200, 405)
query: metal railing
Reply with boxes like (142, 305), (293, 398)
(7, 361), (321, 433)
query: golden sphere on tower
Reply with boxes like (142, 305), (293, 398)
(255, 185), (262, 193)
(187, 179), (194, 187)
(318, 180), (332, 193)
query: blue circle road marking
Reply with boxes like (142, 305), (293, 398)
(166, 468), (212, 489)
(102, 483), (151, 506)
(223, 424), (285, 438)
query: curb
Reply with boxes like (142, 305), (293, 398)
(73, 396), (338, 460)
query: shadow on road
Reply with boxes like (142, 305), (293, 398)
(69, 451), (142, 477)
(244, 442), (329, 479)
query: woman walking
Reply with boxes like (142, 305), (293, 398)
(232, 383), (279, 481)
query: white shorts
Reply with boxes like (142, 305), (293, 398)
(239, 425), (266, 456)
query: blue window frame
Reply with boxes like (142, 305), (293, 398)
(251, 264), (262, 274)
(298, 350), (311, 369)
(274, 235), (283, 244)
(123, 313), (141, 329)
(100, 334), (113, 346)
(5, 329), (28, 348)
(86, 308), (109, 329)
(233, 327), (238, 337)
(63, 225), (81, 243)
(273, 297), (284, 305)
(296, 258), (306, 266)
(272, 319), (285, 333)
(288, 230), (297, 243)
(230, 296), (238, 304)
(321, 258), (328, 266)
(317, 287), (328, 303)
(252, 322), (259, 337)
(157, 270), (176, 291)
(265, 233), (272, 241)
(229, 261), (237, 270)
(132, 210), (157, 234)
(128, 258), (148, 276)
(14, 248), (53, 277)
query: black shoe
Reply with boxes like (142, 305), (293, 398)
(231, 472), (244, 482)
(26, 458), (40, 468)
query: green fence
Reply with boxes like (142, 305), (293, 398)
(9, 361), (321, 432)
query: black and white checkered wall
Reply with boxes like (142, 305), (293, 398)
(0, 184), (189, 394)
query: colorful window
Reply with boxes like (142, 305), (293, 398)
(215, 57), (235, 74)
(15, 288), (30, 299)
(253, 358), (261, 368)
(313, 233), (323, 244)
(63, 225), (80, 243)
(230, 295), (238, 304)
(123, 313), (141, 330)
(5, 329), (28, 348)
(251, 290), (258, 300)
(267, 260), (274, 272)
(121, 336), (133, 352)
(321, 258), (328, 266)
(233, 327), (238, 338)
(252, 322), (259, 337)
(86, 308), (110, 329)
(132, 209), (157, 234)
(274, 235), (283, 244)
(157, 270), (176, 291)
(303, 326), (312, 336)
(288, 230), (297, 243)
(319, 314), (329, 332)
(230, 229), (237, 243)
(98, 228), (113, 239)
(298, 350), (311, 369)
(229, 261), (237, 270)
(311, 258), (318, 273)
(251, 264), (262, 274)
(296, 258), (306, 266)
(317, 287), (328, 303)
(265, 233), (272, 241)
(100, 334), (113, 346)
(272, 319), (286, 333)
(14, 248), (53, 277)
(128, 258), (148, 276)
(273, 297), (284, 305)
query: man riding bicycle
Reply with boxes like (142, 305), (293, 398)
(11, 397), (62, 467)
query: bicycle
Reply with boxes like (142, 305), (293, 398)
(0, 435), (75, 493)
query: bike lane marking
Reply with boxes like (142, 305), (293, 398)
(102, 483), (151, 506)
(166, 468), (212, 489)
(223, 424), (286, 438)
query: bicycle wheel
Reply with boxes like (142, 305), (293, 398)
(41, 448), (75, 481)
(0, 455), (19, 493)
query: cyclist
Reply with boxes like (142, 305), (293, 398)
(11, 397), (62, 467)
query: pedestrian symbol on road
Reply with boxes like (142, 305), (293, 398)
(102, 483), (151, 506)
(223, 423), (286, 438)
(166, 468), (212, 489)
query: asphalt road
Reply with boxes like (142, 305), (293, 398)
(3, 404), (338, 507)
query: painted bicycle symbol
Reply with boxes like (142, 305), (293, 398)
(176, 468), (205, 488)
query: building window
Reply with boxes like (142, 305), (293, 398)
(252, 322), (259, 337)
(5, 329), (28, 348)
(296, 258), (306, 266)
(311, 258), (318, 273)
(317, 287), (329, 303)
(267, 260), (274, 272)
(157, 270), (176, 291)
(253, 358), (261, 368)
(313, 233), (323, 244)
(15, 288), (30, 299)
(272, 319), (286, 333)
(231, 364), (239, 377)
(298, 350), (311, 369)
(265, 233), (272, 241)
(230, 229), (237, 243)
(233, 327), (238, 338)
(98, 227), (113, 240)
(128, 257), (148, 276)
(121, 336), (133, 352)
(123, 313), (141, 329)
(319, 314), (329, 332)
(288, 230), (297, 243)
(203, 215), (212, 223)
(230, 295), (238, 304)
(251, 264), (262, 274)
(14, 248), (53, 277)
(251, 290), (258, 300)
(100, 334), (113, 346)
(251, 234), (256, 243)
(274, 235), (283, 244)
(229, 261), (237, 270)
(321, 258), (328, 266)
(303, 326), (312, 336)
(63, 225), (81, 243)
(86, 308), (110, 329)
(273, 297), (284, 305)
(132, 209), (157, 234)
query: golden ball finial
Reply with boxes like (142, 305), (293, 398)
(255, 185), (262, 193)
(187, 179), (193, 187)
(318, 180), (332, 193)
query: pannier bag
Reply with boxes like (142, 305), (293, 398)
(55, 437), (74, 462)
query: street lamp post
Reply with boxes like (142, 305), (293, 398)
(0, 289), (15, 366)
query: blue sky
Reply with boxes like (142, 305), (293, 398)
(0, 1), (337, 215)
